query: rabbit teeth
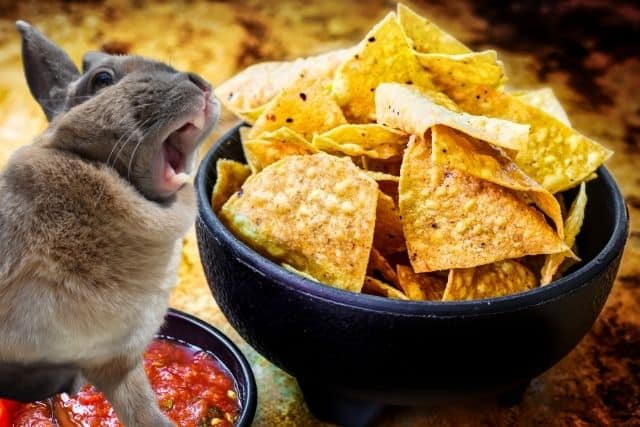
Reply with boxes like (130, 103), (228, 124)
(191, 114), (205, 130)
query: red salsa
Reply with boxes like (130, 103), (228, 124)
(12, 338), (241, 427)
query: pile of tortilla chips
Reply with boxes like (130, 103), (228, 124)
(211, 4), (612, 301)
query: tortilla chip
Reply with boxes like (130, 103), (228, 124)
(541, 182), (587, 285)
(446, 85), (613, 193)
(220, 153), (377, 292)
(332, 12), (436, 122)
(513, 88), (570, 126)
(242, 127), (317, 173)
(373, 191), (406, 256)
(417, 50), (505, 88)
(249, 77), (347, 140)
(399, 136), (566, 273)
(430, 125), (564, 239)
(397, 3), (470, 54)
(364, 171), (400, 182)
(312, 124), (408, 160)
(235, 104), (267, 125)
(367, 247), (399, 286)
(211, 159), (251, 213)
(282, 263), (318, 282)
(363, 276), (408, 300)
(215, 47), (356, 115)
(376, 83), (529, 151)
(396, 264), (446, 300)
(443, 260), (537, 301)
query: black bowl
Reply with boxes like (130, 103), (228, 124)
(160, 309), (256, 427)
(195, 124), (628, 426)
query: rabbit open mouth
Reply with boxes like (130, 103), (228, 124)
(156, 111), (212, 198)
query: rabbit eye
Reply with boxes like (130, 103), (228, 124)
(92, 70), (114, 91)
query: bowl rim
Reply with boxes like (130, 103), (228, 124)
(164, 308), (257, 426)
(196, 123), (629, 317)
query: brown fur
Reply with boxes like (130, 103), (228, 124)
(0, 22), (216, 426)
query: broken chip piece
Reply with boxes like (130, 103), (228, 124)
(443, 260), (537, 301)
(211, 159), (251, 213)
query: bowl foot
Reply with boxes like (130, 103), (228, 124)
(298, 381), (384, 427)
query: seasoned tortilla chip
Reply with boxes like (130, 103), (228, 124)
(443, 260), (537, 301)
(431, 125), (564, 239)
(312, 124), (408, 160)
(235, 104), (267, 125)
(399, 136), (566, 273)
(211, 159), (251, 213)
(282, 263), (318, 282)
(417, 50), (505, 88)
(446, 85), (612, 193)
(396, 264), (446, 300)
(367, 247), (399, 286)
(220, 153), (377, 292)
(541, 182), (587, 285)
(513, 88), (570, 126)
(215, 47), (356, 115)
(363, 276), (408, 300)
(364, 171), (400, 182)
(373, 191), (406, 256)
(397, 3), (470, 54)
(376, 83), (529, 151)
(242, 127), (316, 173)
(332, 12), (436, 122)
(249, 77), (347, 140)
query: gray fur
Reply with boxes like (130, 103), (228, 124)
(0, 21), (218, 427)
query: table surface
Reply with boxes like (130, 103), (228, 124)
(0, 1), (638, 425)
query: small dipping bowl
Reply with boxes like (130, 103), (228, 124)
(160, 309), (257, 427)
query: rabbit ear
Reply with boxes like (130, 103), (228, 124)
(82, 51), (110, 72)
(16, 20), (80, 121)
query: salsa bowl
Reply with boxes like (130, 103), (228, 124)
(195, 124), (628, 425)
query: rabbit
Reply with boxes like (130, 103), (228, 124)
(0, 21), (219, 427)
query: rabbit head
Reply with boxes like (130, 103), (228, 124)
(17, 21), (219, 201)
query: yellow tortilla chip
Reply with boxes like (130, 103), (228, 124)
(249, 77), (347, 140)
(282, 263), (318, 282)
(215, 47), (355, 115)
(430, 125), (564, 239)
(513, 88), (570, 126)
(376, 83), (528, 151)
(416, 50), (505, 88)
(332, 12), (436, 122)
(397, 3), (470, 54)
(373, 191), (406, 256)
(396, 264), (445, 300)
(363, 171), (399, 182)
(446, 85), (613, 193)
(312, 124), (408, 160)
(220, 153), (377, 292)
(541, 182), (587, 285)
(363, 276), (408, 300)
(242, 127), (317, 173)
(443, 260), (537, 301)
(367, 247), (399, 286)
(211, 159), (251, 213)
(235, 104), (266, 125)
(399, 136), (566, 273)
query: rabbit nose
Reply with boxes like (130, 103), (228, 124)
(186, 72), (211, 95)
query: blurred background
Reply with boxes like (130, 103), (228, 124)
(0, 1), (638, 425)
